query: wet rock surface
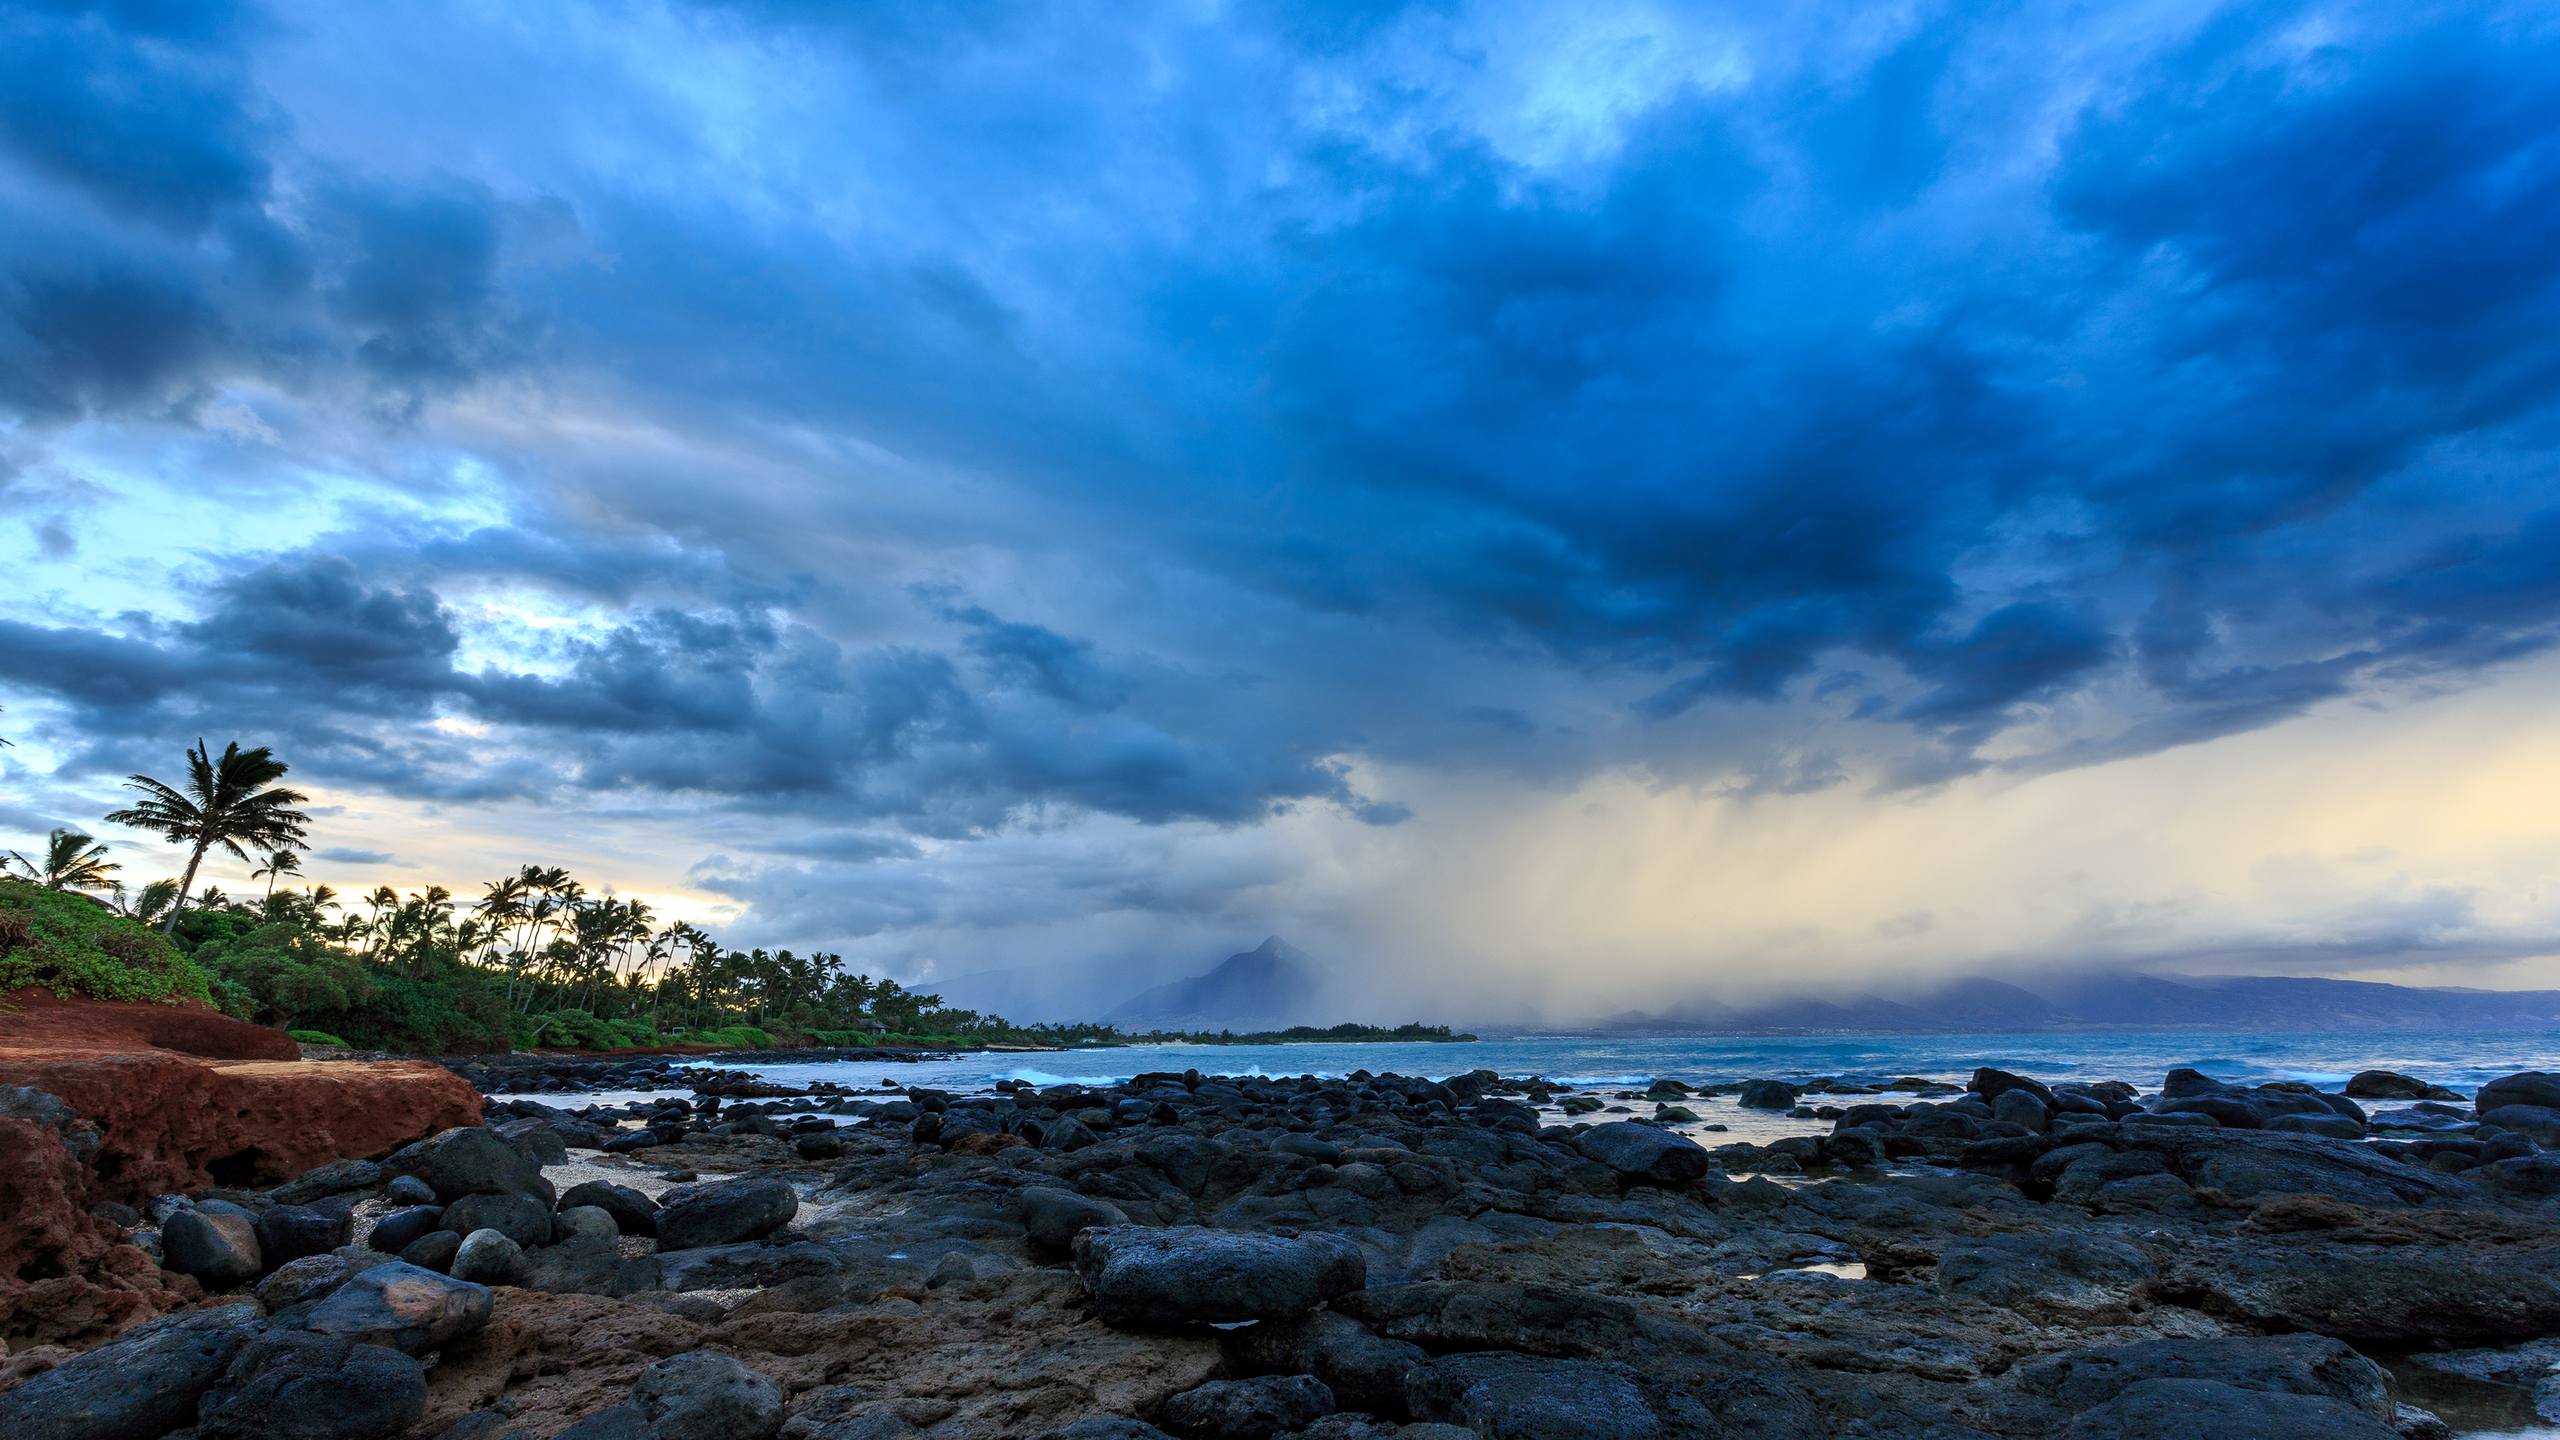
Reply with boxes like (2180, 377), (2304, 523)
(4, 1058), (2560, 1437)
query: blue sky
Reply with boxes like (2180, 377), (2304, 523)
(5, 0), (2560, 1015)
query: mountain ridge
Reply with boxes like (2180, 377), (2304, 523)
(1568, 971), (2560, 1036)
(1104, 936), (1328, 1031)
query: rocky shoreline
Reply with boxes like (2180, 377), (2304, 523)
(435, 1049), (963, 1100)
(5, 1049), (2560, 1438)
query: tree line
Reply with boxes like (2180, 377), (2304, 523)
(5, 738), (1111, 1052)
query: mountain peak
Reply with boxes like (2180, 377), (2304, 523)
(1108, 936), (1327, 1028)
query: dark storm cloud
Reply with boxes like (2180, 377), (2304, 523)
(939, 602), (1130, 712)
(7, 0), (2560, 962)
(0, 554), (1372, 830)
(1895, 604), (2116, 745)
(0, 2), (269, 232)
(192, 557), (461, 694)
(317, 179), (511, 388)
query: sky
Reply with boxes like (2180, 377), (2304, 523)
(4, 0), (2560, 1020)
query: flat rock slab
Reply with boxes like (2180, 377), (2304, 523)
(2063, 1377), (2400, 1438)
(0, 1302), (263, 1440)
(1073, 1225), (1366, 1327)
(1573, 1122), (1711, 1184)
(655, 1175), (798, 1250)
(292, 1260), (493, 1354)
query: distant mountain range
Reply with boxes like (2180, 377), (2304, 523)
(1106, 936), (1327, 1031)
(1579, 973), (2560, 1035)
(939, 937), (2560, 1034)
(933, 935), (1343, 1029)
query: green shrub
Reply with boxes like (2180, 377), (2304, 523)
(521, 1008), (611, 1049)
(807, 1029), (875, 1047)
(0, 878), (213, 1005)
(695, 1024), (773, 1049)
(288, 1028), (350, 1046)
(303, 964), (513, 1055)
(193, 923), (373, 1029)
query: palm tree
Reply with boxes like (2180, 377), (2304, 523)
(6, 829), (120, 891)
(362, 886), (399, 956)
(126, 878), (183, 925)
(251, 847), (303, 901)
(104, 740), (313, 933)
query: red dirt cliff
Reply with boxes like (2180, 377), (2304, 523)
(0, 990), (483, 1200)
(0, 990), (483, 1350)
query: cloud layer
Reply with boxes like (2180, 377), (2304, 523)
(4, 0), (2559, 1008)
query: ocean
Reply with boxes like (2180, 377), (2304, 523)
(480, 1023), (2560, 1148)
(685, 1024), (2560, 1098)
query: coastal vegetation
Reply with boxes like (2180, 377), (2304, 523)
(1, 738), (1468, 1055)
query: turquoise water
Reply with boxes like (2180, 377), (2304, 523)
(691, 1024), (2560, 1097)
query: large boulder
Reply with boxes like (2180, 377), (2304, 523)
(1573, 1122), (1712, 1184)
(2017, 1335), (2391, 1421)
(1224, 1310), (1429, 1416)
(254, 1203), (354, 1267)
(385, 1126), (554, 1206)
(2478, 1073), (2560, 1115)
(521, 1231), (660, 1297)
(1972, 1067), (2058, 1107)
(444, 1190), (554, 1248)
(195, 1330), (427, 1440)
(655, 1175), (798, 1251)
(163, 1204), (264, 1288)
(0, 1303), (262, 1440)
(1020, 1185), (1131, 1252)
(450, 1228), (529, 1286)
(254, 1251), (378, 1311)
(1937, 1232), (2156, 1323)
(2119, 1127), (2470, 1207)
(560, 1179), (660, 1235)
(269, 1157), (384, 1205)
(1161, 1375), (1335, 1440)
(2346, 1071), (2462, 1102)
(1993, 1088), (2054, 1132)
(1735, 1080), (1799, 1111)
(1072, 1225), (1366, 1327)
(2187, 1238), (2560, 1346)
(290, 1260), (493, 1354)
(2062, 1378), (2399, 1438)
(1405, 1351), (1659, 1440)
(2481, 1104), (2560, 1143)
(2161, 1068), (2231, 1098)
(399, 1230), (463, 1272)
(553, 1205), (621, 1245)
(557, 1350), (786, 1440)
(367, 1204), (448, 1254)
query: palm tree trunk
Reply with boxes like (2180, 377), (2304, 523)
(162, 841), (210, 935)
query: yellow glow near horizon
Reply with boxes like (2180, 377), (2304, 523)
(1337, 651), (2560, 1017)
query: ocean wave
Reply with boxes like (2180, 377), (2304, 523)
(1001, 1068), (1132, 1087)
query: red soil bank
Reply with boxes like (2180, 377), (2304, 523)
(0, 990), (483, 1350)
(0, 990), (481, 1200)
(0, 1114), (194, 1349)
